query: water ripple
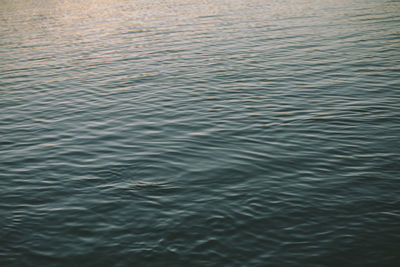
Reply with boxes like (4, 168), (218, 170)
(1, 0), (400, 266)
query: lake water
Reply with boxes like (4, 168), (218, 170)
(1, 0), (400, 265)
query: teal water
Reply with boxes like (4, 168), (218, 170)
(1, 0), (400, 265)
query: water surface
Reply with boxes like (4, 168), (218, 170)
(1, 0), (400, 265)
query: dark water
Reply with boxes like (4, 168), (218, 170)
(1, 0), (400, 265)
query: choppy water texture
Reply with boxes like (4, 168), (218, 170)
(1, 0), (400, 265)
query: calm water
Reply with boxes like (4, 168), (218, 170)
(1, 0), (400, 265)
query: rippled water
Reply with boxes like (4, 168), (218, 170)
(1, 0), (400, 265)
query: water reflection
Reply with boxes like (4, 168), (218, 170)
(1, 0), (400, 266)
